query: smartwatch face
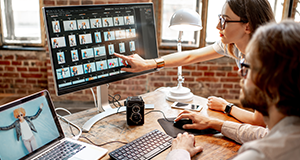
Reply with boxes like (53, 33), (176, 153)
(225, 103), (233, 114)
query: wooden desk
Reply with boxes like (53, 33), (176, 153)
(60, 89), (241, 160)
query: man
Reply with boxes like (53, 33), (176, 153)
(69, 21), (74, 30)
(81, 36), (86, 44)
(81, 22), (87, 29)
(72, 67), (78, 76)
(0, 104), (43, 153)
(53, 39), (59, 48)
(125, 16), (130, 25)
(107, 31), (111, 40)
(70, 38), (75, 46)
(85, 64), (92, 73)
(93, 19), (100, 28)
(115, 17), (120, 25)
(104, 19), (109, 27)
(166, 20), (300, 160)
(58, 54), (64, 63)
(72, 52), (78, 61)
(53, 21), (60, 32)
(57, 68), (68, 79)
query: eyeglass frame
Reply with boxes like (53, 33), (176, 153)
(239, 58), (250, 77)
(218, 14), (248, 30)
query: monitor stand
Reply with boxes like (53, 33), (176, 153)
(82, 84), (125, 132)
(82, 84), (154, 132)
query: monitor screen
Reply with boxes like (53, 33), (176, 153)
(43, 3), (158, 96)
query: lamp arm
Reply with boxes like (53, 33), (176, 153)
(177, 31), (184, 86)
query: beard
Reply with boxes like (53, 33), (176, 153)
(239, 79), (269, 117)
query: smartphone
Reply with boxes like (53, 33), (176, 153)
(171, 102), (203, 111)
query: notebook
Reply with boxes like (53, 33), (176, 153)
(0, 90), (107, 160)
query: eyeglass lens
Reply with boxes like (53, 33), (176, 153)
(241, 66), (248, 77)
(219, 16), (225, 29)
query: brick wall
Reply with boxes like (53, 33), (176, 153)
(0, 50), (48, 95)
(0, 0), (241, 103)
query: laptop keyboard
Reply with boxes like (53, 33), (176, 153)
(109, 129), (173, 160)
(37, 140), (86, 160)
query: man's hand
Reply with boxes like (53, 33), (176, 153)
(207, 96), (229, 112)
(175, 110), (213, 130)
(171, 132), (203, 157)
(114, 53), (155, 72)
(175, 110), (224, 131)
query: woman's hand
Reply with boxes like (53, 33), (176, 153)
(207, 96), (229, 112)
(171, 132), (203, 157)
(114, 53), (156, 72)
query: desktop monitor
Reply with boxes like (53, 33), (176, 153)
(43, 3), (158, 96)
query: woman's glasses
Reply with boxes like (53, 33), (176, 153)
(218, 14), (248, 30)
(239, 58), (250, 77)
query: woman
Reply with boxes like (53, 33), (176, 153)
(115, 0), (274, 126)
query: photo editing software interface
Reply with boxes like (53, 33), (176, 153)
(44, 3), (158, 95)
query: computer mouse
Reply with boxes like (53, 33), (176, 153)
(125, 65), (131, 68)
(173, 119), (193, 130)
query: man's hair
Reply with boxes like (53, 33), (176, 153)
(250, 20), (300, 116)
(226, 0), (275, 57)
(13, 108), (26, 119)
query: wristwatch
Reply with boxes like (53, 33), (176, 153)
(224, 103), (234, 116)
(154, 58), (165, 69)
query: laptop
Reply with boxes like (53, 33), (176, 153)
(0, 90), (107, 160)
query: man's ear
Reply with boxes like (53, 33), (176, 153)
(245, 23), (251, 34)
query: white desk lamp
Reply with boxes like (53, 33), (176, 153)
(166, 9), (202, 102)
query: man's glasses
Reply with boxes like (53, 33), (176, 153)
(218, 14), (248, 30)
(239, 58), (250, 77)
(17, 113), (23, 118)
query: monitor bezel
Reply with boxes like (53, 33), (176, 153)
(42, 3), (159, 96)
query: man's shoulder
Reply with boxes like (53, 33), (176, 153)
(239, 117), (300, 159)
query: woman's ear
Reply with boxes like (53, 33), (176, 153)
(245, 23), (251, 34)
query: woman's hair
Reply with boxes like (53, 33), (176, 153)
(248, 20), (300, 116)
(226, 0), (275, 57)
(13, 108), (26, 119)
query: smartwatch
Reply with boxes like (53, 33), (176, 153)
(224, 103), (234, 116)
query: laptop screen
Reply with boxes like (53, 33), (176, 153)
(0, 90), (64, 160)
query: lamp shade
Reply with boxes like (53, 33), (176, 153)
(169, 9), (202, 31)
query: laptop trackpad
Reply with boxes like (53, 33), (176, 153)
(69, 145), (107, 160)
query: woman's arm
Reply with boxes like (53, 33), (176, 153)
(114, 45), (222, 72)
(230, 108), (266, 127)
(162, 45), (222, 67)
(208, 96), (266, 127)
